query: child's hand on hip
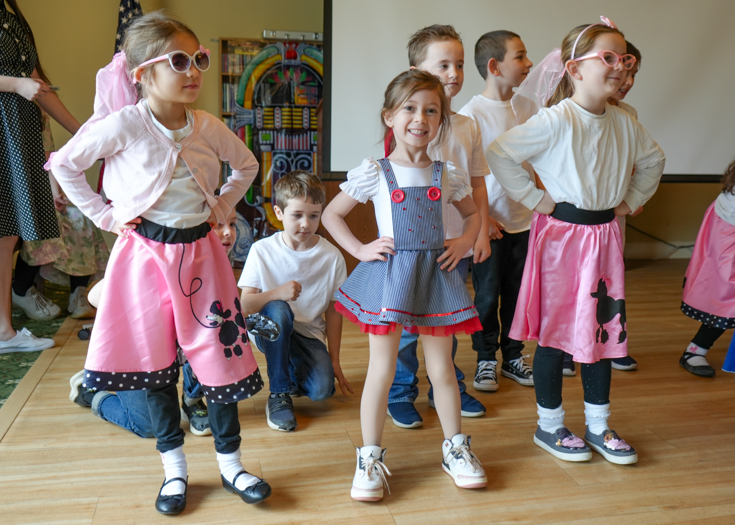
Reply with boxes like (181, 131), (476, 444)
(487, 216), (504, 240)
(438, 237), (472, 272)
(534, 191), (556, 215)
(356, 236), (395, 262)
(275, 280), (302, 302)
(111, 217), (142, 236)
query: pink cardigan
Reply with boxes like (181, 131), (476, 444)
(46, 101), (258, 231)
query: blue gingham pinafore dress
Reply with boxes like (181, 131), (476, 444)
(335, 158), (481, 335)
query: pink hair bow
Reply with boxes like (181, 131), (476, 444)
(572, 15), (619, 59)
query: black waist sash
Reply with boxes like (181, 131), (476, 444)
(135, 217), (211, 244)
(550, 202), (615, 225)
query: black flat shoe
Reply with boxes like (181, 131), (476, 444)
(155, 477), (188, 515)
(222, 472), (272, 504)
(680, 352), (716, 378)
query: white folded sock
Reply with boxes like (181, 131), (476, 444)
(685, 342), (711, 367)
(584, 402), (611, 436)
(537, 404), (565, 433)
(160, 445), (187, 496)
(218, 448), (259, 491)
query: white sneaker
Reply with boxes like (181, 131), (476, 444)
(473, 360), (498, 392)
(11, 286), (61, 321)
(68, 286), (96, 319)
(441, 434), (487, 489)
(351, 446), (391, 502)
(0, 327), (55, 354)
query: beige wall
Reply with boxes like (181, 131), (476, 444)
(24, 0), (719, 258)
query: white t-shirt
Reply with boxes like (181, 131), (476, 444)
(339, 158), (472, 239)
(141, 102), (211, 228)
(488, 98), (666, 213)
(715, 191), (735, 227)
(617, 100), (638, 120)
(238, 232), (347, 344)
(427, 113), (490, 240)
(459, 95), (534, 233)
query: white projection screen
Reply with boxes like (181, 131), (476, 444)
(324, 0), (735, 180)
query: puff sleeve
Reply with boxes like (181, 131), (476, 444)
(445, 161), (473, 203)
(338, 157), (381, 203)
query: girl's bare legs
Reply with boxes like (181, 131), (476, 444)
(361, 330), (402, 446)
(423, 334), (461, 439)
(0, 236), (19, 341)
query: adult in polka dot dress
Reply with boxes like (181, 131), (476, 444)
(0, 0), (81, 353)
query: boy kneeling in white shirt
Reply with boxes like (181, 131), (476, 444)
(239, 171), (352, 431)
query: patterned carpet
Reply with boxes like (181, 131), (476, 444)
(0, 284), (69, 407)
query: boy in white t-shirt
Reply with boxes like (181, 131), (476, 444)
(239, 171), (351, 432)
(386, 25), (491, 430)
(458, 30), (535, 392)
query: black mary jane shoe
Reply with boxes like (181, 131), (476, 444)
(155, 477), (188, 515)
(222, 472), (272, 504)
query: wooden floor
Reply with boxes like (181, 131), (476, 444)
(1, 259), (734, 524)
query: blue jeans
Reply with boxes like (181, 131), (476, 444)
(94, 361), (203, 439)
(471, 230), (529, 363)
(388, 258), (469, 404)
(255, 300), (335, 401)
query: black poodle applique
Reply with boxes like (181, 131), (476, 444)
(207, 298), (249, 360)
(590, 278), (627, 344)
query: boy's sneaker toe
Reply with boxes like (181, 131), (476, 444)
(11, 286), (61, 321)
(473, 360), (498, 392)
(562, 354), (576, 377)
(266, 393), (297, 431)
(387, 402), (423, 429)
(181, 396), (211, 436)
(428, 391), (486, 418)
(611, 355), (638, 371)
(500, 356), (534, 386)
(69, 370), (95, 407)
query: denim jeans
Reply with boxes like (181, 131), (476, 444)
(470, 230), (529, 363)
(94, 362), (203, 439)
(388, 258), (469, 404)
(144, 381), (241, 453)
(255, 300), (335, 401)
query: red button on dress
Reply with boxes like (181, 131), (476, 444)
(427, 187), (441, 201)
(391, 189), (405, 203)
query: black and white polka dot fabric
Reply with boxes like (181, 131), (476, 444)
(81, 362), (264, 404)
(681, 302), (735, 330)
(0, 4), (60, 241)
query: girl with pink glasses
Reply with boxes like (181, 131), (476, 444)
(47, 12), (270, 515)
(486, 17), (665, 465)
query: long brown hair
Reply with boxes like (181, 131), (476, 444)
(546, 23), (625, 107)
(6, 0), (51, 84)
(381, 69), (451, 149)
(722, 158), (735, 195)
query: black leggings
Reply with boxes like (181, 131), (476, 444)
(14, 254), (91, 295)
(534, 345), (611, 408)
(691, 324), (726, 350)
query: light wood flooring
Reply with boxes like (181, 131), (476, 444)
(0, 259), (734, 524)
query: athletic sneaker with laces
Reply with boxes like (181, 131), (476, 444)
(501, 356), (534, 386)
(68, 286), (96, 319)
(180, 395), (211, 436)
(69, 370), (96, 407)
(266, 393), (297, 431)
(611, 355), (638, 371)
(563, 353), (576, 377)
(441, 434), (487, 489)
(0, 327), (55, 354)
(387, 402), (423, 429)
(473, 360), (498, 392)
(428, 390), (486, 417)
(11, 286), (61, 321)
(351, 446), (391, 501)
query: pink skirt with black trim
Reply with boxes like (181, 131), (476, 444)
(510, 212), (628, 363)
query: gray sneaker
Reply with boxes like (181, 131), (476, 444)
(584, 429), (638, 465)
(12, 286), (61, 321)
(266, 393), (297, 431)
(180, 395), (211, 436)
(533, 426), (592, 462)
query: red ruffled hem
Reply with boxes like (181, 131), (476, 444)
(335, 302), (482, 336)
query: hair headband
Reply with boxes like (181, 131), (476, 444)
(571, 16), (618, 60)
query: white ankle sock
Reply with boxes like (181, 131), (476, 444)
(686, 343), (711, 366)
(537, 404), (565, 433)
(160, 446), (187, 496)
(218, 449), (259, 491)
(584, 402), (610, 435)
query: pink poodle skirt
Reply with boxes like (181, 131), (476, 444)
(682, 203), (735, 329)
(509, 205), (628, 363)
(81, 219), (263, 404)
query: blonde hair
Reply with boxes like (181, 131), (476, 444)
(546, 24), (625, 107)
(407, 24), (462, 67)
(274, 171), (326, 209)
(122, 12), (198, 99)
(381, 69), (451, 149)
